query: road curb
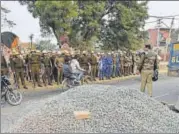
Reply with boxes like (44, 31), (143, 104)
(19, 70), (167, 93)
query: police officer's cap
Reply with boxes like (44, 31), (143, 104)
(42, 50), (47, 53)
(82, 51), (86, 54)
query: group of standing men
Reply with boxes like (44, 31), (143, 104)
(1, 49), (141, 89)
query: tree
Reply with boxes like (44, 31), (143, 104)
(1, 6), (16, 29)
(99, 1), (148, 50)
(19, 1), (78, 47)
(35, 39), (57, 51)
(19, 0), (148, 50)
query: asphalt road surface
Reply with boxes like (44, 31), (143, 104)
(1, 74), (179, 132)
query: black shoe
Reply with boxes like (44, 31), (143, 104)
(24, 86), (28, 89)
(38, 85), (43, 87)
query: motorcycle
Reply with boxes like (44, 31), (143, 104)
(1, 75), (22, 106)
(61, 72), (93, 90)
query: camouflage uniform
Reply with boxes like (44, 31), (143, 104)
(138, 50), (158, 97)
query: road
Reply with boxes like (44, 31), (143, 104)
(1, 74), (179, 132)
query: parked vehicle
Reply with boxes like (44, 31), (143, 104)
(168, 42), (179, 77)
(1, 75), (22, 106)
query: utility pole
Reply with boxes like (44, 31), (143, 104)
(156, 19), (161, 54)
(164, 17), (175, 61)
(29, 34), (34, 50)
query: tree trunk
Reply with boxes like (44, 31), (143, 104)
(51, 27), (61, 48)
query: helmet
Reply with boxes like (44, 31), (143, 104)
(36, 50), (40, 53)
(42, 50), (47, 53)
(21, 51), (25, 54)
(12, 52), (19, 56)
(57, 51), (61, 55)
(82, 51), (86, 54)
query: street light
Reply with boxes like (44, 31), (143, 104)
(29, 34), (34, 50)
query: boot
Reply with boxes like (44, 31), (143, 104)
(38, 84), (43, 87)
(23, 85), (28, 89)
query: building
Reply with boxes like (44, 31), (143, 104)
(147, 28), (171, 47)
(19, 42), (36, 53)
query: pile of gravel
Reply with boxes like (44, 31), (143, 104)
(8, 85), (179, 133)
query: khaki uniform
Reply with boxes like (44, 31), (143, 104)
(11, 56), (27, 89)
(55, 55), (64, 85)
(79, 54), (89, 72)
(129, 54), (133, 75)
(29, 53), (42, 87)
(133, 54), (140, 74)
(124, 55), (129, 76)
(138, 51), (158, 97)
(90, 54), (97, 80)
(120, 55), (124, 76)
(1, 55), (8, 76)
(112, 55), (117, 78)
(42, 56), (52, 86)
(50, 55), (57, 82)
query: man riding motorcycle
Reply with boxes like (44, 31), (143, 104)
(70, 54), (86, 82)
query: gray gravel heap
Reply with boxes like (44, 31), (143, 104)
(8, 85), (179, 133)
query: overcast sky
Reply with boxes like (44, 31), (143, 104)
(1, 1), (179, 44)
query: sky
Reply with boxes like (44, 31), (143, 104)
(1, 1), (179, 44)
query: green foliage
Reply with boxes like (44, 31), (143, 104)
(19, 0), (148, 50)
(35, 39), (57, 51)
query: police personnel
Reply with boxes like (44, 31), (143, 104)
(55, 51), (65, 85)
(11, 52), (28, 89)
(138, 44), (158, 97)
(90, 51), (97, 81)
(1, 54), (8, 76)
(29, 50), (42, 88)
(41, 50), (52, 86)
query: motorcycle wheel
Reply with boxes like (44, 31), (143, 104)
(62, 78), (70, 91)
(6, 89), (22, 106)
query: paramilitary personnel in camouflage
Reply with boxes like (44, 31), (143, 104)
(138, 44), (158, 97)
(11, 53), (28, 89)
(41, 51), (52, 86)
(29, 50), (42, 88)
